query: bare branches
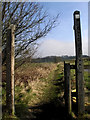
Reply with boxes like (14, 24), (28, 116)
(2, 2), (6, 21)
(2, 2), (60, 65)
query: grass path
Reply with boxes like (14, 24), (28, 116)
(2, 61), (90, 119)
(14, 62), (75, 120)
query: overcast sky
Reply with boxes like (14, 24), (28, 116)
(35, 2), (88, 58)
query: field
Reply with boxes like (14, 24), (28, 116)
(2, 58), (90, 120)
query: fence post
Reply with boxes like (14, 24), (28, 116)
(73, 11), (84, 117)
(6, 24), (15, 115)
(64, 62), (72, 115)
(0, 2), (2, 119)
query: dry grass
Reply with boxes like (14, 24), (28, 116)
(14, 63), (60, 106)
(15, 63), (57, 85)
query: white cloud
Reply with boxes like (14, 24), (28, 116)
(37, 39), (75, 57)
(36, 33), (88, 58)
(35, 29), (88, 58)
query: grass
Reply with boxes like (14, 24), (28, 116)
(83, 58), (90, 66)
(63, 59), (90, 116)
(2, 59), (90, 119)
(84, 71), (90, 90)
(3, 62), (65, 119)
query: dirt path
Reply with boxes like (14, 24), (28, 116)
(28, 99), (75, 120)
(15, 63), (75, 120)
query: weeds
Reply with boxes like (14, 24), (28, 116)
(2, 60), (90, 119)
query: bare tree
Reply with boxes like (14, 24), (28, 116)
(2, 2), (60, 66)
(15, 43), (39, 69)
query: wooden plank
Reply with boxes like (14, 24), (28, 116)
(64, 62), (72, 115)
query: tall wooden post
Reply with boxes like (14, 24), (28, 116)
(73, 11), (84, 117)
(6, 24), (15, 115)
(0, 2), (2, 119)
(64, 62), (72, 115)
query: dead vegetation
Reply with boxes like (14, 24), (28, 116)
(15, 63), (57, 86)
(14, 63), (60, 106)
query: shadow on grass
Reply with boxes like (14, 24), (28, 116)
(15, 99), (76, 120)
(15, 103), (36, 120)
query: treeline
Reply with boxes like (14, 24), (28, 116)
(31, 55), (89, 63)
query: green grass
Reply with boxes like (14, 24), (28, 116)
(84, 71), (90, 90)
(2, 60), (90, 119)
(83, 58), (90, 66)
(2, 62), (61, 119)
(2, 113), (19, 120)
(65, 59), (90, 90)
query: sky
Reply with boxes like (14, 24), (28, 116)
(88, 2), (90, 56)
(35, 2), (88, 58)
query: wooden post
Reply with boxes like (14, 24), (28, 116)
(6, 24), (15, 115)
(64, 62), (72, 115)
(73, 11), (84, 117)
(0, 2), (2, 119)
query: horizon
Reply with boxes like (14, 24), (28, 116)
(33, 54), (89, 59)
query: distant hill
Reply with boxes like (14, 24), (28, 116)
(31, 55), (89, 63)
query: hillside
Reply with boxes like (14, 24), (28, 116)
(31, 55), (89, 63)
